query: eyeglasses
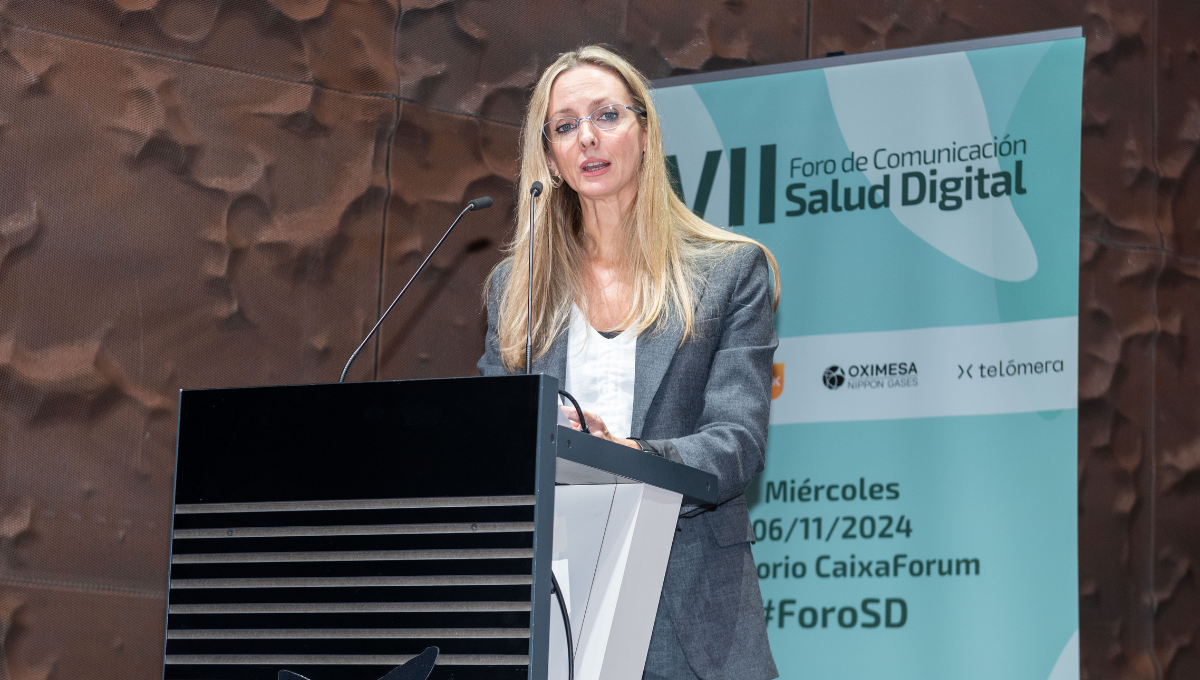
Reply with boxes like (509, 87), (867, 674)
(542, 104), (645, 144)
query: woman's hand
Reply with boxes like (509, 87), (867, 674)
(559, 405), (640, 449)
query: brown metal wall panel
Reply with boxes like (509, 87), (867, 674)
(810, 0), (1079, 57)
(1157, 0), (1200, 253)
(0, 15), (394, 679)
(1078, 241), (1160, 680)
(0, 0), (400, 94)
(1153, 5), (1200, 678)
(1154, 252), (1200, 680)
(0, 587), (166, 680)
(395, 0), (809, 124)
(394, 0), (537, 122)
(1077, 1), (1160, 249)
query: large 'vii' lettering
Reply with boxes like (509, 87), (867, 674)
(667, 144), (777, 225)
(667, 150), (721, 219)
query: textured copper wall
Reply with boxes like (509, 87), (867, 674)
(0, 2), (1195, 679)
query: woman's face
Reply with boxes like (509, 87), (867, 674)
(545, 65), (646, 205)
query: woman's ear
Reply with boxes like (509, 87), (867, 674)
(547, 158), (560, 177)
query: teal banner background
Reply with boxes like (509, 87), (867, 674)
(656, 34), (1084, 680)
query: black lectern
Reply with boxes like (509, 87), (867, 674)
(163, 375), (715, 680)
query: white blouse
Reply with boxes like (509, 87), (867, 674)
(563, 304), (637, 439)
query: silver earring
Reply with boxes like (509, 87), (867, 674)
(550, 174), (563, 188)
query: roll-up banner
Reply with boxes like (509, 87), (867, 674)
(654, 28), (1083, 680)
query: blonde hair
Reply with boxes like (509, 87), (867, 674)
(492, 45), (780, 370)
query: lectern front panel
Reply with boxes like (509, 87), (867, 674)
(165, 376), (558, 680)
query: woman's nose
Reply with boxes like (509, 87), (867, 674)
(577, 120), (599, 146)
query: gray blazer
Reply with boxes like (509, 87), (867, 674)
(478, 243), (779, 680)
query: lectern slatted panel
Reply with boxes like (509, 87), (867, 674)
(173, 521), (535, 539)
(175, 496), (538, 513)
(163, 660), (529, 680)
(168, 613), (528, 630)
(170, 603), (532, 614)
(165, 501), (534, 678)
(169, 629), (531, 639)
(173, 549), (534, 563)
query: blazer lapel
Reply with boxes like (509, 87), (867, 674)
(630, 254), (726, 437)
(631, 320), (684, 437)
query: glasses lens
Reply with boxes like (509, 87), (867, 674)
(544, 118), (578, 144)
(542, 106), (629, 143)
(591, 105), (625, 130)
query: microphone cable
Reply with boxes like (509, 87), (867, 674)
(551, 570), (575, 680)
(557, 390), (589, 434)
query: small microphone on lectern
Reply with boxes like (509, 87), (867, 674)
(530, 181), (543, 197)
(338, 196), (493, 383)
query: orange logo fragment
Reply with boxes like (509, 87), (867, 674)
(771, 363), (784, 399)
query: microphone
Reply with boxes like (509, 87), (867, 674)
(526, 182), (543, 374)
(339, 196), (493, 383)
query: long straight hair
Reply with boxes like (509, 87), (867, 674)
(492, 45), (780, 370)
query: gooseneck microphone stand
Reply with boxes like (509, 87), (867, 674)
(526, 180), (576, 680)
(526, 181), (542, 374)
(339, 196), (493, 383)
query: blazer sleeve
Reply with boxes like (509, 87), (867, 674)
(646, 246), (778, 504)
(477, 260), (512, 377)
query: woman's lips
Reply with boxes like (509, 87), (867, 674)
(581, 159), (611, 176)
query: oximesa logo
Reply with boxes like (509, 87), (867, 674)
(823, 366), (845, 390)
(821, 361), (920, 391)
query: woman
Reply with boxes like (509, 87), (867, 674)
(478, 46), (780, 680)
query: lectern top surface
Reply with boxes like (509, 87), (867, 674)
(175, 376), (546, 505)
(554, 426), (718, 505)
